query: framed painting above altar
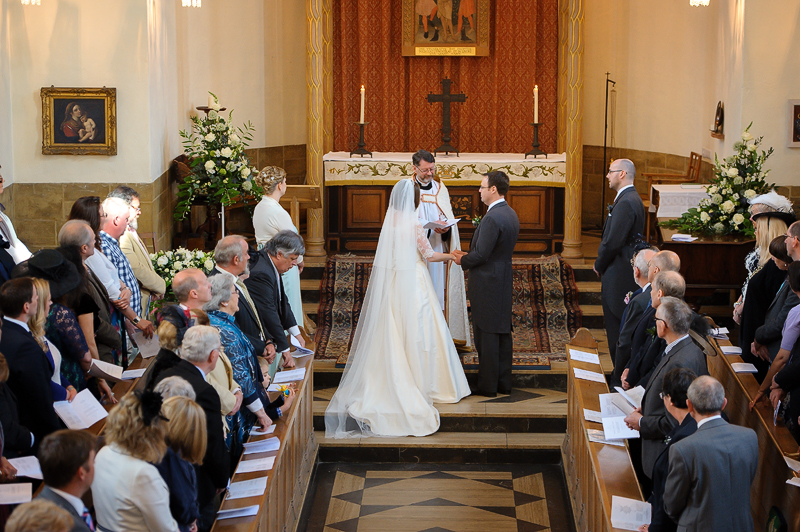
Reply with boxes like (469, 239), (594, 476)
(402, 0), (490, 56)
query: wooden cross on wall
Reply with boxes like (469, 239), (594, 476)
(427, 78), (466, 156)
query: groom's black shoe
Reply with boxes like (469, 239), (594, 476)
(498, 388), (512, 395)
(470, 386), (496, 398)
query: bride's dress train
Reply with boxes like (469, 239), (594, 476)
(325, 179), (470, 438)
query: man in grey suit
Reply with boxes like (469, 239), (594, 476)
(664, 376), (758, 532)
(36, 430), (96, 532)
(594, 158), (645, 365)
(453, 171), (520, 397)
(624, 297), (708, 480)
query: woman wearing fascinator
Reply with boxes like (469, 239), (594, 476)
(325, 178), (470, 439)
(252, 166), (306, 330)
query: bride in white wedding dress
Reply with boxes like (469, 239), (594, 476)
(325, 178), (471, 438)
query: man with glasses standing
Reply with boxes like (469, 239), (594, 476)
(411, 149), (470, 348)
(594, 159), (645, 367)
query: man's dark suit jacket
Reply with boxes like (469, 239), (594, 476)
(639, 336), (708, 478)
(0, 321), (63, 444)
(0, 384), (34, 457)
(664, 418), (758, 532)
(625, 304), (657, 378)
(460, 201), (520, 334)
(154, 360), (230, 512)
(629, 335), (665, 389)
(594, 186), (645, 320)
(37, 485), (91, 532)
(647, 414), (697, 532)
(208, 268), (269, 355)
(613, 285), (651, 384)
(754, 278), (799, 359)
(245, 250), (298, 353)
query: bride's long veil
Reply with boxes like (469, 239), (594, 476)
(325, 179), (426, 438)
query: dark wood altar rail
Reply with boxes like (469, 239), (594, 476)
(562, 328), (645, 532)
(707, 337), (800, 530)
(212, 355), (316, 532)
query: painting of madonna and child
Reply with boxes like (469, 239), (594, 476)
(55, 99), (106, 144)
(41, 87), (116, 155)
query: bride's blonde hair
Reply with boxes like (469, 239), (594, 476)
(255, 166), (287, 195)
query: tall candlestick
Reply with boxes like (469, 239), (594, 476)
(360, 85), (365, 123)
(534, 84), (539, 123)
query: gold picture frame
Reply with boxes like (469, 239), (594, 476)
(402, 0), (490, 57)
(41, 87), (117, 155)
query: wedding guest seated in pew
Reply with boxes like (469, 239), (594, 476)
(664, 376), (758, 532)
(6, 499), (74, 532)
(624, 297), (708, 491)
(0, 352), (35, 458)
(144, 305), (193, 391)
(36, 430), (97, 532)
(0, 277), (64, 446)
(92, 391), (179, 532)
(155, 395), (207, 532)
(153, 326), (230, 532)
(639, 367), (698, 532)
(622, 271), (686, 390)
(751, 237), (799, 367)
(613, 246), (658, 387)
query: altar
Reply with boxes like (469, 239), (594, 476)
(323, 151), (568, 254)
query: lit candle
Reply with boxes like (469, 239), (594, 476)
(360, 85), (365, 123)
(208, 94), (214, 108)
(534, 85), (539, 124)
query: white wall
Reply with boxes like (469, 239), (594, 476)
(0, 1), (14, 184)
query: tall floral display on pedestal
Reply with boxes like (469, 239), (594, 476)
(174, 92), (262, 221)
(661, 123), (775, 237)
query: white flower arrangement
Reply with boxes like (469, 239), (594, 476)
(150, 248), (216, 300)
(661, 123), (775, 237)
(175, 92), (261, 221)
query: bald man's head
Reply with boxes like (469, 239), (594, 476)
(648, 250), (681, 282)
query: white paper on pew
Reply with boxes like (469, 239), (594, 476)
(88, 359), (123, 382)
(8, 456), (42, 479)
(586, 429), (625, 447)
(583, 409), (602, 423)
(217, 505), (260, 519)
(273, 368), (306, 383)
(266, 384), (283, 393)
(610, 394), (635, 416)
(671, 234), (697, 242)
(602, 416), (640, 439)
(721, 345), (743, 355)
(787, 478), (800, 488)
(131, 330), (161, 359)
(235, 456), (276, 474)
(611, 496), (651, 531)
(122, 368), (146, 380)
(243, 438), (280, 454)
(784, 456), (800, 472)
(227, 477), (268, 500)
(250, 425), (276, 436)
(731, 363), (758, 373)
(614, 385), (645, 409)
(599, 394), (627, 418)
(709, 327), (729, 339)
(573, 368), (606, 383)
(290, 335), (314, 355)
(569, 349), (600, 365)
(0, 484), (32, 504)
(53, 389), (108, 430)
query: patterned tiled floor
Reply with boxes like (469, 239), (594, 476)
(301, 463), (574, 532)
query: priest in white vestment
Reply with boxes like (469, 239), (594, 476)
(412, 150), (470, 346)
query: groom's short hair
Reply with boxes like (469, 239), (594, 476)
(486, 171), (510, 196)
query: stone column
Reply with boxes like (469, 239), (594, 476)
(561, 0), (584, 261)
(305, 0), (331, 262)
(557, 0), (568, 154)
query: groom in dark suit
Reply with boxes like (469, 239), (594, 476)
(454, 171), (519, 397)
(594, 158), (645, 366)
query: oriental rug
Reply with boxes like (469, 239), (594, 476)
(314, 255), (582, 368)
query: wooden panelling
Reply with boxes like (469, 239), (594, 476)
(346, 188), (387, 228)
(507, 190), (546, 230)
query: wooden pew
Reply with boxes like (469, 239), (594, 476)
(562, 328), (645, 532)
(707, 337), (800, 530)
(212, 354), (316, 532)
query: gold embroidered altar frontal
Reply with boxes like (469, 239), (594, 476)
(323, 151), (567, 187)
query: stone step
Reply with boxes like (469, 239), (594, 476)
(315, 431), (565, 463)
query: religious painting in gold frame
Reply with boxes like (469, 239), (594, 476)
(41, 87), (117, 155)
(402, 0), (490, 57)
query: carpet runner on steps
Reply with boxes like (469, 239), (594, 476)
(314, 254), (582, 368)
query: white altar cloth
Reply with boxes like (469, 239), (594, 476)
(651, 184), (710, 218)
(323, 151), (567, 187)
